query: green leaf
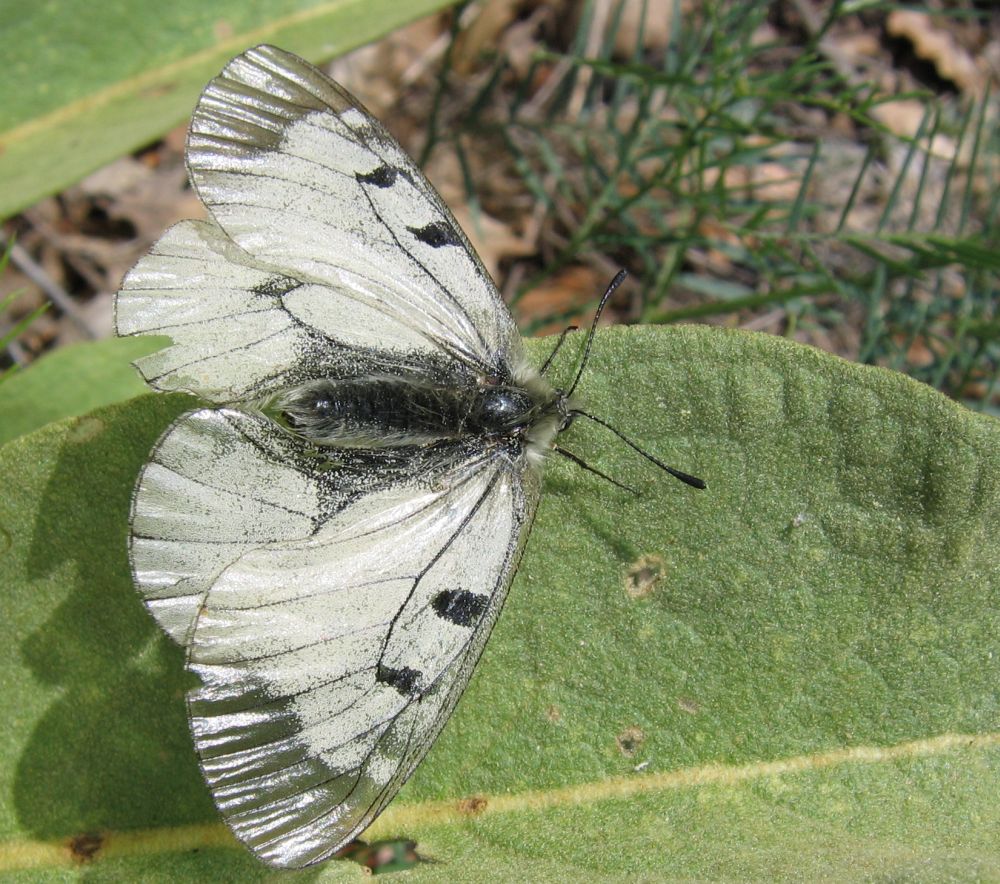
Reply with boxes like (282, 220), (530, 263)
(0, 336), (165, 448)
(0, 0), (456, 219)
(0, 325), (997, 879)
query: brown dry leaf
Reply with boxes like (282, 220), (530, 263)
(613, 0), (675, 53)
(747, 161), (802, 203)
(872, 98), (927, 138)
(328, 12), (446, 116)
(161, 121), (190, 155)
(611, 0), (682, 55)
(451, 0), (521, 74)
(72, 155), (200, 286)
(887, 10), (983, 97)
(81, 156), (200, 230)
(454, 204), (534, 281)
(501, 7), (552, 77)
(832, 31), (881, 63)
(905, 336), (937, 369)
(692, 139), (806, 212)
(514, 265), (603, 334)
(872, 99), (959, 161)
(694, 219), (738, 278)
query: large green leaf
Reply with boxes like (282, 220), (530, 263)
(0, 0), (455, 220)
(0, 325), (997, 879)
(0, 336), (164, 447)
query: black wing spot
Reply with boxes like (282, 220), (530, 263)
(376, 664), (421, 696)
(432, 589), (487, 628)
(408, 221), (461, 248)
(357, 165), (398, 188)
(251, 277), (302, 300)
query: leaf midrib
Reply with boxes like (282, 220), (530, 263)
(1, 730), (994, 872)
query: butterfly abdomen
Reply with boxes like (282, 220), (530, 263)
(268, 373), (563, 451)
(269, 377), (466, 446)
(266, 375), (544, 448)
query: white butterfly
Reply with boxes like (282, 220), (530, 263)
(115, 44), (702, 869)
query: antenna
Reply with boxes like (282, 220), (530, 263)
(568, 409), (706, 489)
(566, 269), (628, 397)
(539, 324), (579, 375)
(562, 270), (706, 491)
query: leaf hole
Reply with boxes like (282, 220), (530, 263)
(68, 831), (104, 863)
(623, 555), (666, 600)
(68, 416), (104, 444)
(457, 796), (488, 815)
(677, 697), (701, 715)
(616, 725), (645, 757)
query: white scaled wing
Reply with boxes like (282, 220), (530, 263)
(116, 220), (348, 402)
(186, 44), (519, 375)
(131, 408), (540, 867)
(114, 43), (556, 869)
(129, 408), (325, 644)
(117, 45), (524, 402)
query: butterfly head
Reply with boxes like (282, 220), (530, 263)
(469, 374), (570, 437)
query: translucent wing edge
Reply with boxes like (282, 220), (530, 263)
(185, 453), (542, 868)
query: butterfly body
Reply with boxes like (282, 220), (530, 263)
(116, 44), (699, 869)
(268, 368), (566, 451)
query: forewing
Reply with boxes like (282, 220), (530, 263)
(184, 44), (519, 376)
(179, 441), (538, 868)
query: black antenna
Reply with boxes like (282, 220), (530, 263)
(566, 269), (628, 397)
(569, 409), (706, 489)
(555, 446), (637, 494)
(561, 269), (706, 491)
(539, 324), (579, 375)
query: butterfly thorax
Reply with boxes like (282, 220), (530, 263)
(266, 373), (564, 450)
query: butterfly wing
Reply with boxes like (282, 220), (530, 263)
(118, 44), (549, 868)
(131, 407), (538, 868)
(117, 44), (524, 401)
(129, 407), (324, 644)
(185, 43), (516, 371)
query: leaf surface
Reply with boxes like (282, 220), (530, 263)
(0, 325), (997, 879)
(0, 0), (454, 218)
(0, 337), (162, 447)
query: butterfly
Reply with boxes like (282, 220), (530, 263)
(115, 44), (703, 869)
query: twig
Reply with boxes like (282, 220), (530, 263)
(0, 233), (101, 339)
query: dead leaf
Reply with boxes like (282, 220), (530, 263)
(611, 0), (684, 54)
(452, 0), (520, 74)
(515, 265), (603, 334)
(887, 10), (983, 96)
(328, 13), (446, 114)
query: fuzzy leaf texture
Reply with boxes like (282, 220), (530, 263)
(0, 325), (997, 880)
(0, 337), (162, 447)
